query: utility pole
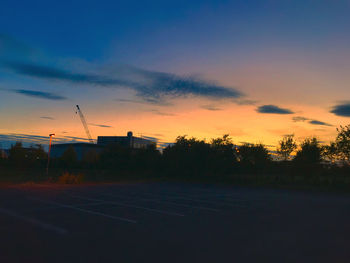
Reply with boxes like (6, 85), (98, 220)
(46, 133), (55, 176)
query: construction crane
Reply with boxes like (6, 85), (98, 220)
(75, 105), (94, 143)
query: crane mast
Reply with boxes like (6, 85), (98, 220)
(75, 105), (94, 143)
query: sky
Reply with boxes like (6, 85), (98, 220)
(1, 0), (350, 150)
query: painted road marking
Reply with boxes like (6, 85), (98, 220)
(64, 193), (185, 217)
(29, 197), (137, 224)
(128, 192), (248, 208)
(102, 193), (220, 212)
(0, 207), (68, 235)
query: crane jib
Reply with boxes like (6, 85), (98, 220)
(76, 105), (94, 144)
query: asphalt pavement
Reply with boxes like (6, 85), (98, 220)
(0, 182), (349, 263)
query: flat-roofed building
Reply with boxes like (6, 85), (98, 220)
(97, 131), (156, 149)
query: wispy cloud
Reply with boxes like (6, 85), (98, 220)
(234, 99), (258, 105)
(330, 102), (350, 117)
(11, 89), (67, 100)
(1, 61), (243, 104)
(147, 109), (175, 116)
(1, 61), (127, 86)
(89, 123), (113, 128)
(40, 116), (55, 120)
(115, 98), (172, 106)
(201, 104), (222, 111)
(292, 116), (332, 126)
(0, 133), (91, 149)
(292, 116), (309, 122)
(158, 142), (174, 149)
(62, 136), (91, 141)
(256, 105), (294, 114)
(140, 135), (159, 142)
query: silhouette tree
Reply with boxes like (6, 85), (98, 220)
(9, 142), (26, 166)
(236, 143), (271, 167)
(322, 141), (338, 164)
(335, 125), (350, 164)
(294, 137), (322, 165)
(277, 135), (297, 161)
(60, 145), (78, 167)
(132, 144), (161, 171)
(210, 134), (237, 172)
(162, 136), (213, 175)
(27, 144), (47, 167)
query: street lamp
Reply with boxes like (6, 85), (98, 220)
(46, 133), (55, 175)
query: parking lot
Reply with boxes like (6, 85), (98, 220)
(0, 182), (350, 262)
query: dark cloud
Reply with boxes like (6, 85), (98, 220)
(89, 123), (113, 128)
(292, 116), (309, 122)
(131, 67), (243, 102)
(2, 61), (127, 86)
(330, 102), (350, 117)
(12, 89), (67, 100)
(256, 105), (294, 114)
(40, 116), (55, 120)
(201, 104), (222, 111)
(1, 61), (243, 103)
(308, 120), (332, 126)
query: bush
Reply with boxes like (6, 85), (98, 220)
(58, 172), (84, 184)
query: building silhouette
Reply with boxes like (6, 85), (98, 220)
(51, 131), (156, 160)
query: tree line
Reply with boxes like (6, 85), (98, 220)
(1, 125), (350, 178)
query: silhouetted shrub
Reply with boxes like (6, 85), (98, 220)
(58, 172), (84, 184)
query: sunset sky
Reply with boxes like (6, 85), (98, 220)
(1, 0), (350, 149)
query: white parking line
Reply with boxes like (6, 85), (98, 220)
(65, 193), (185, 217)
(29, 197), (137, 224)
(130, 192), (248, 208)
(102, 193), (220, 212)
(167, 192), (250, 203)
(0, 207), (68, 235)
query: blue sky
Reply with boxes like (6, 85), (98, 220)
(2, 0), (349, 63)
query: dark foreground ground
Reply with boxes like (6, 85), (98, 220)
(0, 182), (350, 263)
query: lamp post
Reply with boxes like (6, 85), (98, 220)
(46, 133), (55, 175)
